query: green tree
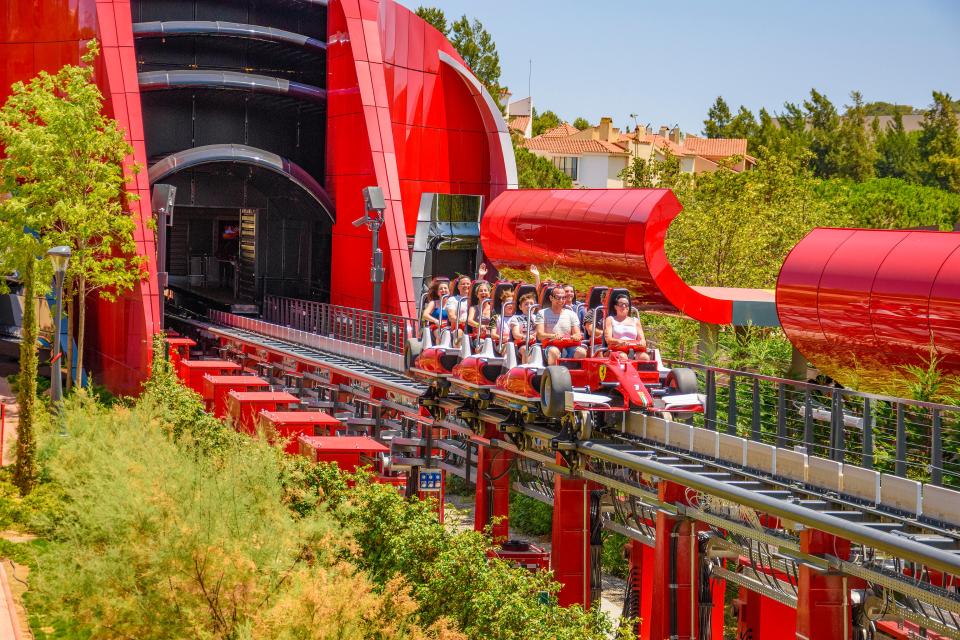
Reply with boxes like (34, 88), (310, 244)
(573, 117), (590, 130)
(531, 108), (562, 136)
(514, 144), (573, 189)
(665, 151), (842, 289)
(703, 96), (732, 138)
(862, 101), (915, 116)
(875, 111), (920, 180)
(725, 105), (759, 140)
(619, 150), (686, 191)
(832, 91), (876, 181)
(918, 91), (960, 192)
(415, 6), (448, 35)
(0, 41), (143, 389)
(804, 89), (841, 178)
(449, 16), (502, 103)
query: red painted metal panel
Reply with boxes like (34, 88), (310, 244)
(481, 189), (747, 323)
(1, 0), (159, 395)
(929, 247), (960, 368)
(778, 228), (960, 389)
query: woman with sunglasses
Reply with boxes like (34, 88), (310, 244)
(603, 294), (650, 361)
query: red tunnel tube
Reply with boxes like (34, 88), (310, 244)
(777, 228), (960, 390)
(480, 189), (775, 325)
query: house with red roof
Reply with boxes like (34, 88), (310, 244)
(522, 117), (755, 187)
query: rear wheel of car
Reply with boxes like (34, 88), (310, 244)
(666, 367), (698, 395)
(404, 337), (422, 372)
(540, 365), (572, 418)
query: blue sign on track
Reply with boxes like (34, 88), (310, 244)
(419, 469), (442, 492)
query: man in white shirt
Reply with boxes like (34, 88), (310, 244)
(536, 286), (586, 365)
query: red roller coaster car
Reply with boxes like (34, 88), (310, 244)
(406, 284), (704, 442)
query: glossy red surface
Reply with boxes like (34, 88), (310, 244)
(1, 0), (159, 395)
(326, 0), (512, 317)
(777, 228), (960, 390)
(481, 189), (765, 324)
(203, 375), (270, 418)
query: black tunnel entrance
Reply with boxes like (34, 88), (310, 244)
(133, 0), (329, 315)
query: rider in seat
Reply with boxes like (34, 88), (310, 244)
(603, 292), (649, 361)
(421, 278), (450, 336)
(511, 292), (537, 363)
(536, 285), (586, 365)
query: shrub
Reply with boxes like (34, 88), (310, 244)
(28, 394), (451, 639)
(509, 491), (553, 536)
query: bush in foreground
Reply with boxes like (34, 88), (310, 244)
(27, 394), (456, 639)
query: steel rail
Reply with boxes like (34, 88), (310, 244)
(578, 440), (960, 579)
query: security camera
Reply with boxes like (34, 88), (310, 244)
(352, 215), (369, 228)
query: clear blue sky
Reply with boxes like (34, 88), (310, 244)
(411, 0), (960, 134)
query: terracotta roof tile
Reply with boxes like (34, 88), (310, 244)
(523, 136), (629, 155)
(507, 115), (530, 134)
(540, 122), (581, 138)
(682, 136), (748, 157)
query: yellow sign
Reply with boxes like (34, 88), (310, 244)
(598, 364), (607, 381)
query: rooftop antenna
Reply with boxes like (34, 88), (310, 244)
(528, 59), (532, 99)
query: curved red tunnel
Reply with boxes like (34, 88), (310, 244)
(777, 228), (960, 386)
(481, 189), (773, 324)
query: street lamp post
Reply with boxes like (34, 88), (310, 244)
(355, 187), (386, 314)
(46, 246), (71, 409)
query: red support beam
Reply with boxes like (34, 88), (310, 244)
(473, 425), (513, 542)
(736, 585), (795, 640)
(796, 530), (852, 640)
(551, 453), (591, 607)
(648, 481), (699, 640)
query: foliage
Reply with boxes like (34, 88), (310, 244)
(444, 474), (474, 497)
(874, 112), (921, 180)
(0, 40), (144, 388)
(600, 532), (629, 580)
(863, 101), (915, 116)
(703, 96), (732, 138)
(815, 177), (960, 230)
(0, 468), (66, 536)
(415, 6), (448, 35)
(531, 108), (562, 137)
(449, 16), (502, 104)
(315, 471), (628, 640)
(28, 393), (451, 640)
(918, 91), (960, 193)
(899, 350), (960, 405)
(514, 144), (573, 189)
(619, 150), (686, 190)
(665, 151), (840, 289)
(509, 491), (552, 536)
(832, 91), (876, 181)
(573, 117), (590, 131)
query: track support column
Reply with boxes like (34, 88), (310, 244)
(737, 585), (796, 640)
(551, 453), (591, 607)
(649, 481), (698, 640)
(473, 424), (513, 542)
(624, 540), (655, 639)
(796, 530), (851, 640)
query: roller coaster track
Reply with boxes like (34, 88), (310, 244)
(184, 311), (960, 638)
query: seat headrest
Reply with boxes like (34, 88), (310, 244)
(525, 345), (544, 368)
(606, 288), (631, 316)
(479, 338), (496, 358)
(503, 342), (518, 369)
(586, 286), (609, 309)
(438, 330), (453, 348)
(459, 333), (472, 358)
(491, 281), (513, 315)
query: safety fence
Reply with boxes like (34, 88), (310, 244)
(666, 359), (960, 487)
(262, 295), (419, 355)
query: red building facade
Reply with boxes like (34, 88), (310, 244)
(1, 0), (514, 392)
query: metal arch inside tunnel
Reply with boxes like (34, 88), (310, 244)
(148, 144), (335, 224)
(149, 145), (335, 311)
